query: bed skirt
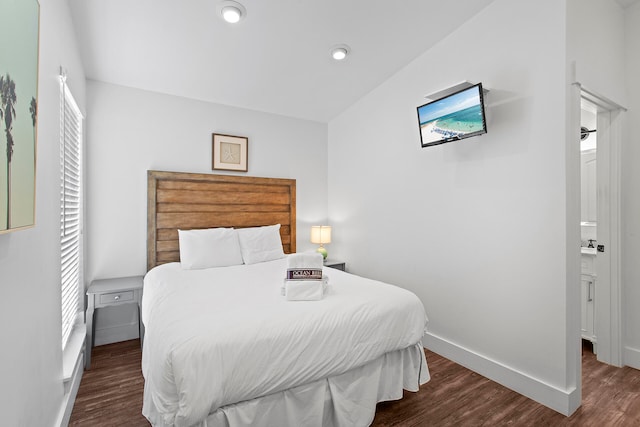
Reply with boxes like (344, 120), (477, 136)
(143, 343), (429, 427)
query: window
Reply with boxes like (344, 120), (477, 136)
(60, 76), (83, 350)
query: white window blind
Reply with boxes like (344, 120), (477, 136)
(60, 76), (83, 350)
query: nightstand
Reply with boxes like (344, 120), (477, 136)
(324, 259), (346, 271)
(85, 276), (144, 369)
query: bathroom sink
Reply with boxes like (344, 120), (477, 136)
(581, 247), (596, 255)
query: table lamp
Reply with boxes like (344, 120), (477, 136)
(310, 225), (332, 260)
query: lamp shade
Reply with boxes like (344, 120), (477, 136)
(310, 225), (332, 245)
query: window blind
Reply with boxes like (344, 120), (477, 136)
(60, 77), (83, 350)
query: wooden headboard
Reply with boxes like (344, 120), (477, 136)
(147, 170), (296, 271)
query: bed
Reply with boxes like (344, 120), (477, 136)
(143, 171), (430, 427)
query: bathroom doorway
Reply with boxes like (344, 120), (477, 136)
(580, 99), (597, 353)
(579, 87), (625, 367)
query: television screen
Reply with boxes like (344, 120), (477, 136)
(417, 83), (487, 147)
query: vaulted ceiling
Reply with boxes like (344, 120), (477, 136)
(69, 0), (639, 123)
(69, 0), (495, 122)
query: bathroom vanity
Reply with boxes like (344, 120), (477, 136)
(581, 247), (597, 350)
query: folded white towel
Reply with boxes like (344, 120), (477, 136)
(287, 252), (324, 269)
(284, 277), (327, 301)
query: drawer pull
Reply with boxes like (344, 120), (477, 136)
(99, 290), (134, 304)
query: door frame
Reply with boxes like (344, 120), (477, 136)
(579, 85), (625, 367)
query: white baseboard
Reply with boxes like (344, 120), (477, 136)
(94, 322), (139, 346)
(624, 346), (640, 370)
(423, 332), (580, 416)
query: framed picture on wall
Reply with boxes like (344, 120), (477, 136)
(0, 0), (40, 234)
(212, 133), (248, 172)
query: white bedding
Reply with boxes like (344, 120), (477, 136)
(142, 257), (428, 427)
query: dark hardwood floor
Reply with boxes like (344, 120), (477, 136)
(70, 341), (147, 426)
(374, 341), (640, 426)
(70, 340), (640, 426)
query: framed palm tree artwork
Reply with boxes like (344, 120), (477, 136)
(0, 0), (39, 233)
(212, 133), (248, 172)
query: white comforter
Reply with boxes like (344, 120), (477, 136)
(142, 258), (428, 427)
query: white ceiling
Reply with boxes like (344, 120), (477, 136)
(68, 0), (496, 122)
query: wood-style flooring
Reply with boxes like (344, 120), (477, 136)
(70, 341), (147, 426)
(70, 340), (640, 426)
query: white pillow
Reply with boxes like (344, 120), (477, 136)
(237, 224), (285, 265)
(178, 228), (244, 270)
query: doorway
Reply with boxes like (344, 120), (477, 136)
(580, 100), (597, 353)
(579, 87), (625, 367)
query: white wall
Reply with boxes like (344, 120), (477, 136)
(85, 81), (328, 343)
(567, 0), (626, 107)
(328, 0), (579, 415)
(622, 2), (640, 369)
(0, 0), (86, 425)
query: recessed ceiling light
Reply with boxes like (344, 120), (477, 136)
(330, 44), (350, 61)
(219, 1), (246, 24)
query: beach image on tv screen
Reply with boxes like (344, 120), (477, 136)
(418, 86), (484, 144)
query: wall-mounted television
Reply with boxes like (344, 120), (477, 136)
(417, 82), (487, 148)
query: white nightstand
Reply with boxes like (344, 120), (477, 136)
(324, 259), (346, 271)
(85, 276), (144, 369)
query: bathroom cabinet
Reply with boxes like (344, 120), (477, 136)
(581, 275), (595, 343)
(581, 252), (596, 349)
